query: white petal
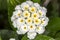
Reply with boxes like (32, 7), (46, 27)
(42, 7), (47, 12)
(16, 30), (23, 34)
(9, 38), (15, 40)
(41, 17), (49, 27)
(27, 32), (37, 39)
(41, 7), (47, 15)
(11, 16), (16, 21)
(12, 20), (17, 28)
(34, 3), (40, 10)
(26, 1), (33, 6)
(21, 2), (29, 10)
(15, 5), (21, 10)
(21, 2), (27, 6)
(46, 17), (49, 22)
(43, 22), (48, 27)
(19, 24), (28, 34)
(28, 24), (36, 32)
(44, 17), (49, 26)
(36, 26), (45, 34)
(16, 18), (25, 26)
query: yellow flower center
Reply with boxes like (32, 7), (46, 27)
(31, 8), (35, 12)
(23, 11), (30, 17)
(30, 7), (36, 12)
(39, 12), (42, 15)
(39, 11), (42, 16)
(20, 19), (23, 22)
(41, 20), (44, 24)
(34, 19), (41, 25)
(25, 13), (28, 16)
(35, 19), (39, 23)
(18, 13), (20, 16)
(28, 19), (31, 22)
(30, 25), (33, 29)
(32, 13), (38, 19)
(26, 18), (32, 23)
(34, 14), (37, 18)
(24, 6), (28, 10)
(24, 27), (26, 30)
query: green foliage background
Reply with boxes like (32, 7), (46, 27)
(0, 0), (60, 40)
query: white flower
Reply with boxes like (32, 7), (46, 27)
(36, 25), (45, 34)
(9, 38), (15, 40)
(15, 5), (21, 10)
(34, 3), (40, 10)
(23, 11), (30, 18)
(26, 1), (33, 6)
(32, 13), (39, 19)
(17, 17), (25, 26)
(16, 29), (26, 34)
(21, 2), (29, 10)
(17, 24), (28, 34)
(20, 24), (28, 34)
(29, 6), (36, 13)
(40, 17), (49, 27)
(16, 30), (22, 34)
(38, 10), (46, 17)
(34, 18), (41, 25)
(27, 32), (37, 39)
(11, 15), (16, 21)
(13, 10), (22, 18)
(28, 24), (36, 32)
(26, 17), (33, 25)
(38, 7), (47, 17)
(42, 7), (47, 13)
(12, 20), (17, 28)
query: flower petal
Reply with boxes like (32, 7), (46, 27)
(27, 32), (37, 39)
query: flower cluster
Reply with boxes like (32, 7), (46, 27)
(11, 1), (49, 39)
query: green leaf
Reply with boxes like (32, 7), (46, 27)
(0, 30), (19, 40)
(32, 0), (41, 4)
(45, 17), (60, 37)
(55, 32), (60, 38)
(22, 34), (55, 40)
(21, 35), (28, 40)
(47, 17), (60, 31)
(54, 32), (60, 40)
(0, 36), (2, 40)
(55, 38), (60, 40)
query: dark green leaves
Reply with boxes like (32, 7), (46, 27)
(0, 0), (7, 10)
(34, 34), (55, 40)
(0, 30), (19, 40)
(47, 17), (60, 32)
(45, 17), (60, 38)
(22, 34), (55, 40)
(0, 36), (2, 40)
(21, 35), (28, 40)
(8, 0), (18, 31)
(32, 0), (41, 4)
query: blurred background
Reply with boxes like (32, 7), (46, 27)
(0, 0), (60, 30)
(0, 0), (12, 30)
